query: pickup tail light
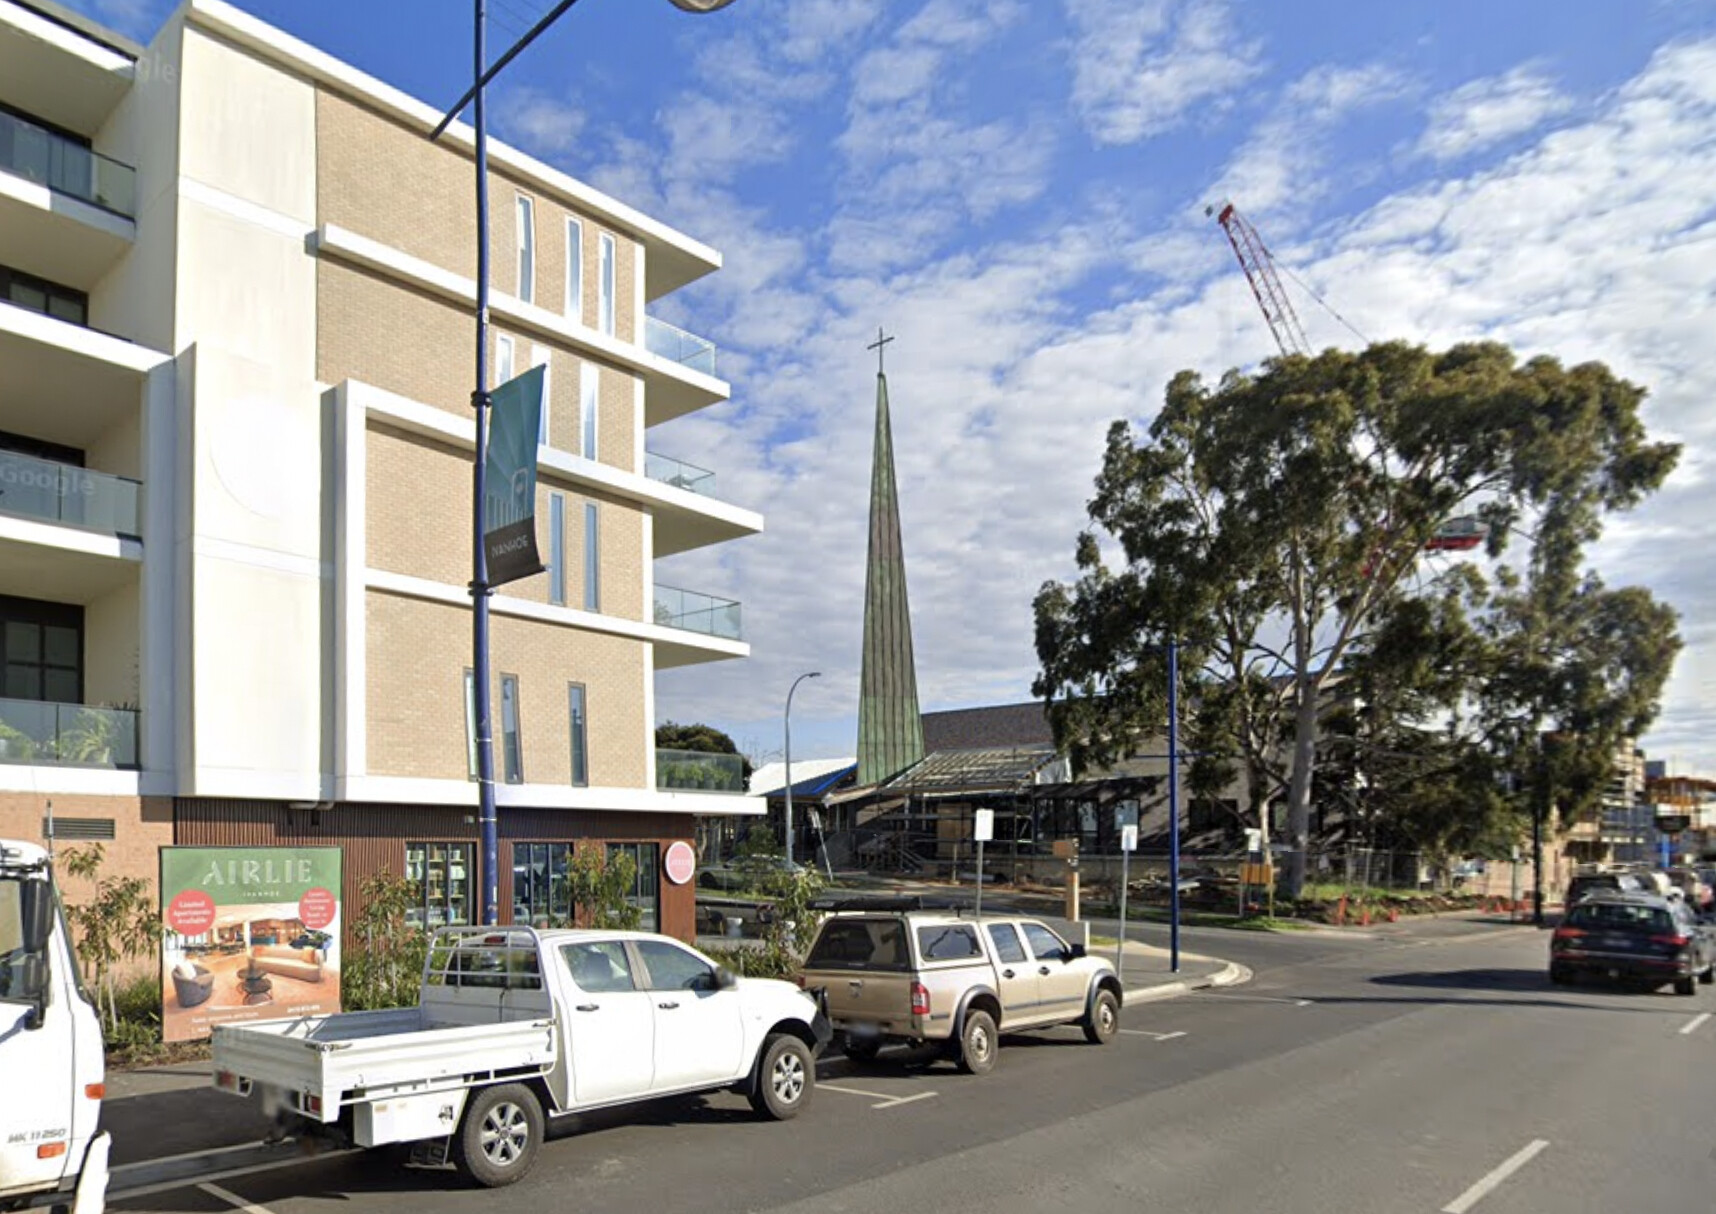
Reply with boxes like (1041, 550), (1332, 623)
(1650, 935), (1691, 949)
(910, 981), (931, 1017)
(302, 1092), (323, 1116)
(1551, 927), (1585, 942)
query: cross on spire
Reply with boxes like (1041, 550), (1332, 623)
(866, 326), (895, 374)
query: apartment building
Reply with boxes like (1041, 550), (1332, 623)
(0, 0), (761, 939)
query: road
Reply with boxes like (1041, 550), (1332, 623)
(112, 916), (1715, 1214)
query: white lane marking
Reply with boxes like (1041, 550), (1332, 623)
(108, 1140), (275, 1177)
(109, 1150), (357, 1203)
(1196, 993), (1313, 1006)
(873, 1092), (937, 1109)
(1441, 1139), (1550, 1214)
(1679, 1012), (1710, 1036)
(1119, 1029), (1187, 1040)
(821, 1082), (937, 1109)
(198, 1181), (277, 1214)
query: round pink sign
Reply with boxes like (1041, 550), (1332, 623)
(166, 889), (215, 935)
(298, 887), (337, 930)
(663, 841), (696, 886)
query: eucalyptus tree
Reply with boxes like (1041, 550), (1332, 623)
(1034, 341), (1679, 897)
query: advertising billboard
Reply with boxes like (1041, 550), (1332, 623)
(158, 847), (342, 1043)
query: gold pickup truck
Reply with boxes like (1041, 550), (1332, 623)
(797, 900), (1123, 1075)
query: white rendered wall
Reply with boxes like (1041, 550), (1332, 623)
(173, 24), (326, 798)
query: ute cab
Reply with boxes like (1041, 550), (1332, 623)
(0, 840), (109, 1214)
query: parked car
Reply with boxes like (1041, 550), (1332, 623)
(1549, 892), (1716, 995)
(698, 856), (807, 891)
(212, 926), (830, 1188)
(797, 898), (1123, 1075)
(1565, 870), (1650, 905)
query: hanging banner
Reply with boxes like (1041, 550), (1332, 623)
(159, 847), (342, 1043)
(484, 363), (547, 587)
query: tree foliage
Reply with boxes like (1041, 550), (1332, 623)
(60, 844), (161, 1033)
(1034, 341), (1680, 896)
(656, 721), (754, 782)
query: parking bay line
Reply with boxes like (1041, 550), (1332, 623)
(199, 1182), (278, 1214)
(1679, 1012), (1711, 1036)
(820, 1082), (938, 1109)
(1441, 1139), (1550, 1214)
(1119, 1030), (1187, 1041)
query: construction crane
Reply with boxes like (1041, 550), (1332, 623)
(1207, 200), (1310, 357)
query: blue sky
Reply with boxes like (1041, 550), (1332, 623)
(75, 0), (1716, 771)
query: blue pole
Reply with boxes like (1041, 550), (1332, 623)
(1168, 636), (1181, 974)
(471, 0), (500, 925)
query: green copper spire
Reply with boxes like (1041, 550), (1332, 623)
(857, 329), (926, 787)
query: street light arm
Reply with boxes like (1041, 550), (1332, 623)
(432, 0), (742, 140)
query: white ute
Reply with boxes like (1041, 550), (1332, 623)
(0, 840), (109, 1214)
(211, 926), (830, 1187)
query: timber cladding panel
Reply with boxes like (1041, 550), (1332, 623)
(315, 87), (642, 340)
(365, 423), (645, 618)
(174, 800), (697, 943)
(364, 590), (648, 788)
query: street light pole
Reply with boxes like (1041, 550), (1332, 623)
(784, 672), (820, 867)
(432, 0), (743, 925)
(1168, 636), (1182, 974)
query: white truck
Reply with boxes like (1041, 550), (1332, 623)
(0, 839), (109, 1214)
(211, 926), (830, 1187)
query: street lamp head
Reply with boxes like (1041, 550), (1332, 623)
(667, 0), (742, 10)
(807, 671), (822, 680)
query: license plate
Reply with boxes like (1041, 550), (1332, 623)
(1607, 968), (1621, 979)
(846, 1022), (879, 1039)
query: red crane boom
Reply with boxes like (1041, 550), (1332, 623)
(1209, 201), (1310, 357)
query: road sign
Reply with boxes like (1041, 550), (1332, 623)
(1120, 824), (1138, 852)
(1244, 828), (1264, 855)
(974, 808), (994, 842)
(1115, 803), (1138, 830)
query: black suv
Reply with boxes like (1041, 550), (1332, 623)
(1550, 893), (1716, 995)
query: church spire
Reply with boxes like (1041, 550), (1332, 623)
(856, 328), (926, 787)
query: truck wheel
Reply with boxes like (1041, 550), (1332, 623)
(956, 1009), (997, 1075)
(1082, 989), (1120, 1044)
(1674, 976), (1697, 997)
(1699, 964), (1714, 986)
(749, 1033), (814, 1120)
(453, 1083), (543, 1188)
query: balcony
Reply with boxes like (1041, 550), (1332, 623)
(0, 109), (135, 217)
(645, 450), (716, 496)
(0, 450), (139, 538)
(656, 747), (744, 794)
(644, 316), (717, 378)
(0, 699), (137, 769)
(654, 585), (742, 641)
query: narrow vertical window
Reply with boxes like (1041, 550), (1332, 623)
(565, 216), (584, 322)
(516, 195), (536, 304)
(568, 683), (587, 787)
(501, 673), (523, 784)
(494, 334), (515, 387)
(583, 502), (600, 612)
(463, 668), (477, 779)
(579, 362), (599, 460)
(548, 493), (566, 606)
(598, 232), (616, 336)
(531, 345), (552, 445)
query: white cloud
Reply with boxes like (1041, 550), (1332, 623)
(1416, 65), (1574, 162)
(658, 36), (1716, 773)
(1064, 0), (1265, 145)
(495, 88), (586, 157)
(1212, 61), (1413, 220)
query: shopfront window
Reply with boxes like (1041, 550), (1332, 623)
(607, 842), (658, 932)
(512, 842), (573, 927)
(405, 842), (472, 929)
